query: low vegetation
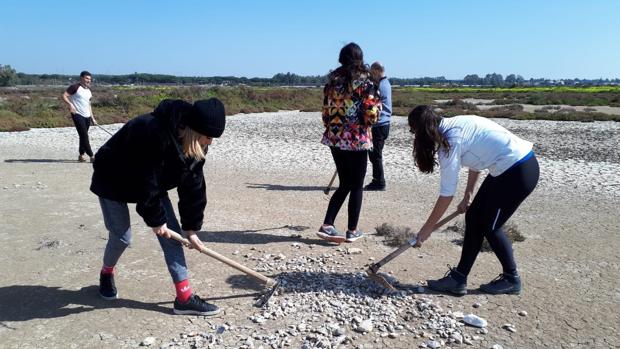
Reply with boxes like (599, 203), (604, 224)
(375, 220), (526, 251)
(0, 85), (618, 132)
(449, 221), (526, 252)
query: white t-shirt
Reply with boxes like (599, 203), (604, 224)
(437, 115), (533, 197)
(66, 83), (92, 117)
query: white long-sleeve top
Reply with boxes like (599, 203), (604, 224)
(437, 115), (533, 197)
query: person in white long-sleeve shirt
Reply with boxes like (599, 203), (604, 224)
(408, 105), (539, 295)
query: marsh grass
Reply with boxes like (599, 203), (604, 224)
(375, 220), (526, 252)
(375, 223), (416, 247)
(1, 85), (617, 132)
(449, 221), (526, 252)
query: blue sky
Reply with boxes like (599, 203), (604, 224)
(2, 0), (619, 79)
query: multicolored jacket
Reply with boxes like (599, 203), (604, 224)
(321, 72), (381, 151)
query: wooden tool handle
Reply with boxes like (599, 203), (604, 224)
(167, 230), (278, 287)
(323, 170), (338, 195)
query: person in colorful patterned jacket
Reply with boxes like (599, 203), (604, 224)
(317, 42), (381, 243)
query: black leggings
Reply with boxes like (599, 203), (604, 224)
(71, 114), (93, 157)
(323, 147), (368, 231)
(368, 124), (390, 184)
(456, 154), (539, 276)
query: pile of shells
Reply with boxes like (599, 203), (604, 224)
(160, 250), (496, 348)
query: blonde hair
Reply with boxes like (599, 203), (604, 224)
(179, 127), (207, 160)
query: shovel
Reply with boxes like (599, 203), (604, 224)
(167, 230), (280, 307)
(366, 211), (461, 290)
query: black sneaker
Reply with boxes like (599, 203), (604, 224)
(364, 181), (386, 191)
(173, 294), (221, 316)
(316, 225), (345, 243)
(99, 272), (118, 300)
(479, 273), (522, 295)
(345, 230), (364, 242)
(426, 266), (467, 296)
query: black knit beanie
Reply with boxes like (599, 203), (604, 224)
(184, 98), (226, 138)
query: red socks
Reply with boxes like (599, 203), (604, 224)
(101, 266), (192, 303)
(174, 279), (192, 303)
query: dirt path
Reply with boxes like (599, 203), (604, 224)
(0, 112), (618, 348)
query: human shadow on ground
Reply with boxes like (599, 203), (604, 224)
(4, 159), (80, 164)
(246, 183), (332, 192)
(0, 285), (171, 323)
(195, 226), (335, 246)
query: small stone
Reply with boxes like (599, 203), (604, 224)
(426, 340), (441, 348)
(491, 345), (503, 349)
(473, 302), (481, 308)
(463, 314), (487, 328)
(451, 311), (464, 319)
(332, 327), (345, 336)
(518, 310), (528, 317)
(450, 332), (463, 344)
(347, 248), (363, 255)
(479, 328), (488, 334)
(356, 319), (373, 333)
(502, 323), (517, 333)
(141, 337), (156, 346)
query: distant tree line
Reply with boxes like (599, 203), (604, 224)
(1, 64), (618, 87)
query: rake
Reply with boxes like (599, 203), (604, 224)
(167, 230), (280, 307)
(94, 122), (114, 137)
(366, 211), (461, 290)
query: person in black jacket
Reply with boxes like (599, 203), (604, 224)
(91, 98), (226, 315)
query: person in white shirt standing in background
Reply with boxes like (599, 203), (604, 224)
(408, 105), (539, 296)
(62, 70), (97, 162)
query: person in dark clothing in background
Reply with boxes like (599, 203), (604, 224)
(365, 62), (392, 191)
(90, 98), (226, 315)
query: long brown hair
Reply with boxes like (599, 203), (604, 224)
(328, 42), (370, 85)
(408, 105), (449, 173)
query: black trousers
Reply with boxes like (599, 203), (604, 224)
(457, 154), (539, 276)
(368, 124), (390, 185)
(323, 147), (368, 231)
(71, 114), (93, 157)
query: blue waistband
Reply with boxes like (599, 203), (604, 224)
(508, 150), (534, 171)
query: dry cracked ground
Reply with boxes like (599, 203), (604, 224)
(0, 112), (619, 349)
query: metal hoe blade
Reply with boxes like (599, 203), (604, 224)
(365, 269), (396, 290)
(254, 281), (281, 308)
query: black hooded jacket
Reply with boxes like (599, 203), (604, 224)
(90, 100), (207, 231)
